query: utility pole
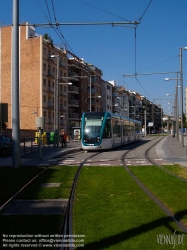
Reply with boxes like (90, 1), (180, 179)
(12, 0), (20, 168)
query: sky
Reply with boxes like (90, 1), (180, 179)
(1, 0), (187, 115)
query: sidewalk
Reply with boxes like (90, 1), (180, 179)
(0, 141), (82, 167)
(156, 135), (187, 167)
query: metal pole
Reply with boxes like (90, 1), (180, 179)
(12, 0), (20, 168)
(180, 47), (184, 146)
(144, 110), (147, 136)
(53, 64), (56, 147)
(90, 76), (91, 112)
(57, 56), (59, 147)
(176, 72), (179, 139)
(39, 128), (42, 159)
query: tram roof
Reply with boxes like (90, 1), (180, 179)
(82, 112), (141, 124)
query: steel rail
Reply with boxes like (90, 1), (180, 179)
(122, 136), (187, 233)
(60, 152), (102, 250)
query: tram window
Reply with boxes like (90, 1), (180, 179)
(112, 118), (121, 137)
(135, 123), (139, 133)
(103, 119), (111, 138)
(84, 119), (102, 138)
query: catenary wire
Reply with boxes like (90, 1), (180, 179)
(136, 55), (178, 73)
(76, 0), (131, 22)
(50, 0), (75, 53)
(36, 0), (75, 53)
(135, 77), (154, 101)
(138, 0), (153, 22)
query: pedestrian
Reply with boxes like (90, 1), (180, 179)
(60, 129), (67, 148)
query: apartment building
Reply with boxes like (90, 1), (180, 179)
(101, 79), (114, 112)
(66, 53), (103, 136)
(0, 24), (69, 134)
(0, 24), (104, 137)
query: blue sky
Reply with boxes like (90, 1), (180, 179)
(1, 0), (187, 115)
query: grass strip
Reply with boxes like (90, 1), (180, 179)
(73, 166), (186, 250)
(0, 166), (78, 248)
(0, 167), (44, 206)
(129, 165), (187, 225)
(162, 165), (187, 181)
(16, 166), (78, 199)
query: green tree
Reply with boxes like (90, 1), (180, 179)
(43, 33), (53, 45)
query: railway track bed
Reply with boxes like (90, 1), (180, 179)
(1, 137), (187, 249)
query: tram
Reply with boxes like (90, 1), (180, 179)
(81, 112), (142, 151)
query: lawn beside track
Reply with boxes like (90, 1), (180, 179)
(0, 166), (78, 249)
(73, 166), (187, 250)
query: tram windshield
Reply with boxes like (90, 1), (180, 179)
(83, 117), (103, 141)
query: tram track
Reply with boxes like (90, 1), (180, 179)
(121, 136), (187, 234)
(60, 151), (102, 250)
(1, 137), (187, 249)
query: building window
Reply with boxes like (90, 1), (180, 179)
(43, 63), (46, 71)
(44, 95), (46, 103)
(43, 79), (46, 86)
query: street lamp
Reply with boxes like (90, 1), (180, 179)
(51, 55), (72, 147)
(165, 62), (185, 145)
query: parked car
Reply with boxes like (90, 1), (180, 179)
(0, 134), (13, 156)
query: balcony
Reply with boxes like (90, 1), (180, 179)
(47, 102), (54, 109)
(91, 88), (96, 94)
(69, 113), (80, 119)
(69, 99), (79, 107)
(47, 56), (54, 62)
(59, 104), (67, 111)
(59, 61), (66, 68)
(68, 86), (79, 94)
(48, 86), (54, 92)
(69, 72), (80, 77)
(59, 90), (68, 97)
(48, 71), (54, 78)
(46, 118), (53, 124)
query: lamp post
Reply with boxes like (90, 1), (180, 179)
(51, 55), (72, 147)
(179, 47), (187, 146)
(51, 55), (59, 146)
(165, 80), (180, 140)
(166, 93), (179, 139)
(165, 64), (185, 145)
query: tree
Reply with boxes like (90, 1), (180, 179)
(43, 33), (53, 45)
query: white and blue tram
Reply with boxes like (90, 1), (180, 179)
(81, 112), (142, 151)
